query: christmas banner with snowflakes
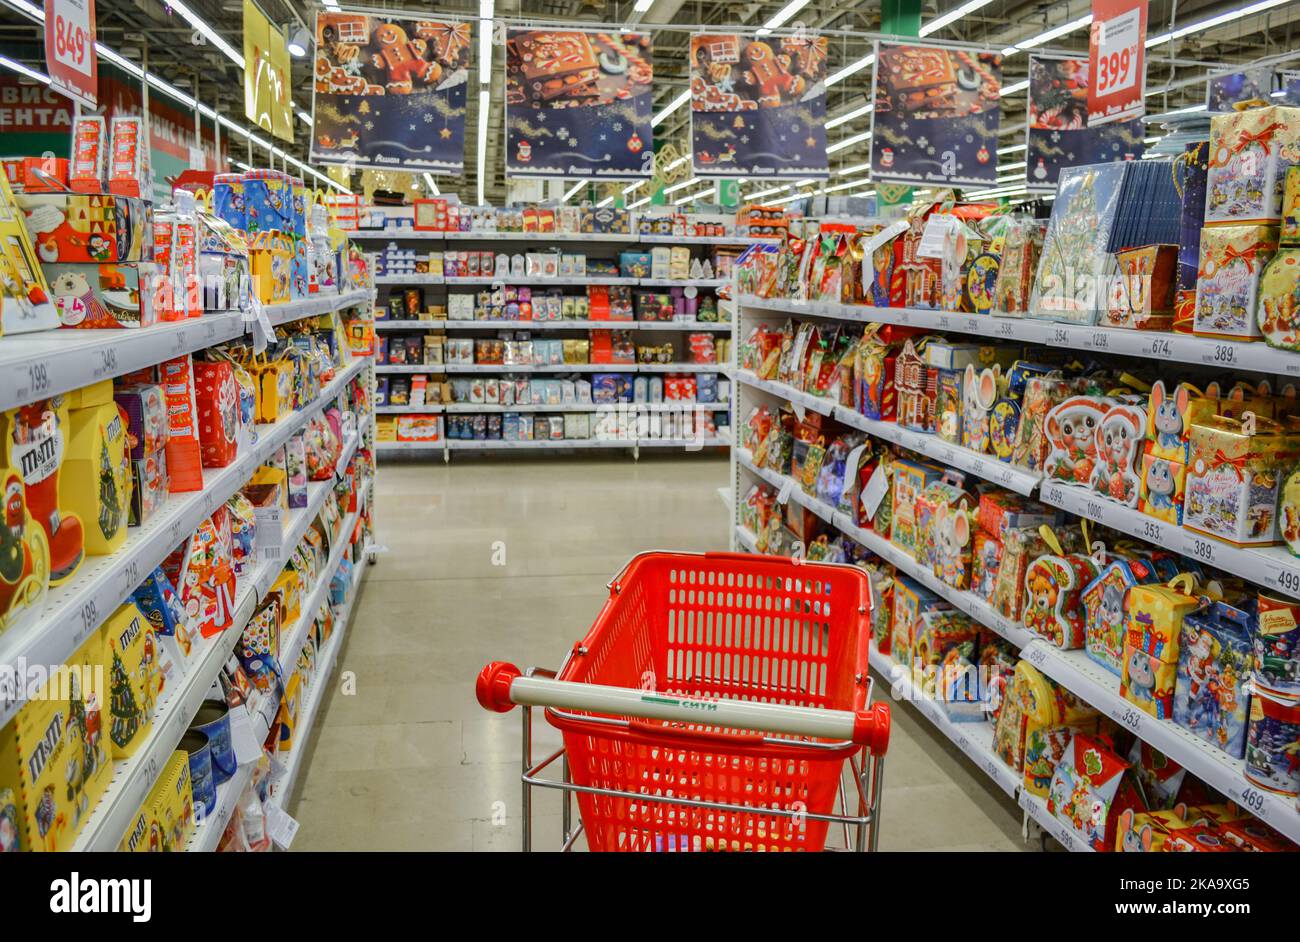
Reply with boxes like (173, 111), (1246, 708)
(504, 29), (654, 180)
(689, 33), (829, 179)
(309, 11), (471, 173)
(1026, 55), (1144, 193)
(868, 43), (1002, 188)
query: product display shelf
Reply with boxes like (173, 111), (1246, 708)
(736, 295), (1300, 376)
(262, 288), (375, 329)
(1018, 789), (1096, 853)
(443, 276), (641, 287)
(376, 275), (445, 286)
(379, 401), (728, 415)
(734, 448), (1035, 650)
(354, 229), (778, 247)
(1038, 480), (1300, 603)
(638, 278), (730, 289)
(0, 356), (368, 731)
(377, 362), (726, 375)
(376, 318), (732, 332)
(1020, 640), (1300, 843)
(868, 642), (1022, 799)
(186, 760), (255, 852)
(270, 550), (367, 812)
(736, 370), (1042, 497)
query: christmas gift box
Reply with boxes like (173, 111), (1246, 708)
(890, 575), (951, 672)
(62, 382), (131, 555)
(1258, 168), (1300, 350)
(992, 526), (1047, 622)
(910, 608), (976, 677)
(1010, 373), (1069, 471)
(1173, 598), (1254, 758)
(993, 216), (1044, 316)
(108, 116), (149, 198)
(971, 531), (1003, 603)
(1103, 244), (1177, 330)
(68, 116), (106, 193)
(1205, 105), (1300, 226)
(1184, 414), (1298, 546)
(1144, 380), (1219, 463)
(117, 804), (158, 853)
(132, 565), (197, 685)
(143, 750), (194, 851)
(1082, 557), (1155, 676)
(113, 384), (168, 460)
(102, 601), (158, 759)
(197, 213), (250, 312)
(1043, 395), (1110, 487)
(44, 261), (158, 329)
(1254, 592), (1300, 698)
(1089, 402), (1146, 508)
(159, 355), (204, 493)
(1023, 551), (1100, 649)
(1139, 447), (1188, 526)
(0, 630), (110, 851)
(194, 360), (240, 469)
(1193, 224), (1279, 340)
(993, 670), (1030, 772)
(888, 456), (944, 558)
(0, 170), (59, 335)
(895, 339), (937, 433)
(17, 193), (152, 265)
(1017, 660), (1100, 798)
(213, 172), (246, 232)
(935, 368), (963, 444)
(1244, 688), (1300, 796)
(1121, 577), (1204, 720)
(1047, 732), (1141, 852)
(249, 231), (294, 305)
(854, 331), (899, 421)
(243, 169), (292, 234)
(0, 396), (85, 585)
(0, 457), (50, 639)
(917, 482), (975, 587)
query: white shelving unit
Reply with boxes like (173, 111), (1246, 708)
(352, 228), (777, 247)
(730, 289), (1300, 851)
(375, 318), (730, 332)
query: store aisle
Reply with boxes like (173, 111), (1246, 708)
(289, 456), (1028, 852)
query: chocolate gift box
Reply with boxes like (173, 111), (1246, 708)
(1205, 105), (1300, 226)
(17, 193), (152, 265)
(0, 170), (59, 335)
(44, 262), (158, 329)
(1121, 579), (1203, 720)
(1103, 244), (1177, 330)
(1173, 599), (1254, 759)
(1193, 224), (1279, 340)
(1257, 167), (1300, 351)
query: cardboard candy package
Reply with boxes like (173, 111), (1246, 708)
(17, 193), (152, 265)
(44, 262), (158, 329)
(0, 170), (60, 335)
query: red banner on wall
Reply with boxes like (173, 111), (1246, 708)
(1087, 0), (1146, 126)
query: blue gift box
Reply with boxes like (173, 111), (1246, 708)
(1173, 599), (1254, 759)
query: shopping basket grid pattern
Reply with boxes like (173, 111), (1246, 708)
(551, 553), (873, 851)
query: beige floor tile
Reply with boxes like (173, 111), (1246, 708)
(290, 454), (1032, 852)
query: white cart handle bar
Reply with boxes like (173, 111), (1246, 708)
(477, 662), (891, 756)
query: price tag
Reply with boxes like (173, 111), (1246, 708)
(45, 0), (97, 108)
(1026, 644), (1049, 668)
(860, 463), (889, 521)
(266, 804), (300, 850)
(1267, 561), (1300, 598)
(1094, 7), (1141, 98)
(228, 705), (265, 765)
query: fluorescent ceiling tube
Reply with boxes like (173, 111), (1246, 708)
(1002, 14), (1092, 57)
(920, 0), (996, 37)
(563, 180), (588, 201)
(1000, 80), (1029, 96)
(1147, 0), (1291, 45)
(675, 187), (715, 205)
(827, 130), (871, 154)
(634, 0), (655, 10)
(997, 143), (1027, 155)
(757, 0), (809, 35)
(424, 173), (440, 195)
(826, 102), (873, 130)
(0, 54), (49, 84)
(662, 176), (701, 196)
(161, 0), (245, 69)
(479, 0), (494, 85)
(825, 54), (875, 87)
(652, 90), (691, 127)
(623, 180), (647, 195)
(477, 88), (490, 205)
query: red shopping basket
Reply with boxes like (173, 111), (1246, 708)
(540, 552), (878, 852)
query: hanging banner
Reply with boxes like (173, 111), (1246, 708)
(310, 11), (471, 173)
(689, 33), (830, 179)
(243, 0), (293, 143)
(1026, 55), (1143, 192)
(504, 30), (654, 180)
(1283, 70), (1300, 106)
(44, 0), (97, 109)
(1206, 67), (1273, 112)
(1087, 0), (1146, 126)
(868, 43), (1002, 188)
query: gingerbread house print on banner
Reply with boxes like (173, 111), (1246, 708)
(896, 339), (936, 433)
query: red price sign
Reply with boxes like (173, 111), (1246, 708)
(44, 0), (97, 109)
(1088, 0), (1146, 126)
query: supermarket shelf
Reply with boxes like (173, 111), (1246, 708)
(1038, 479), (1300, 603)
(638, 436), (731, 448)
(375, 318), (732, 332)
(737, 295), (1300, 377)
(640, 234), (778, 246)
(376, 274), (444, 285)
(376, 362), (726, 375)
(271, 555), (366, 809)
(0, 312), (244, 413)
(0, 356), (367, 731)
(1021, 640), (1300, 844)
(375, 441), (444, 453)
(736, 370), (1042, 496)
(262, 289), (375, 328)
(186, 761), (254, 852)
(1019, 790), (1095, 853)
(638, 278), (730, 289)
(735, 524), (759, 553)
(869, 643), (1021, 800)
(353, 229), (776, 246)
(383, 436), (730, 453)
(444, 276), (640, 287)
(378, 402), (728, 415)
(735, 449), (1035, 650)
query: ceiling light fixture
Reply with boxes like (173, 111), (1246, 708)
(476, 88), (490, 204)
(675, 186), (716, 205)
(1001, 14), (1093, 58)
(297, 110), (313, 126)
(825, 53), (874, 87)
(1147, 0), (1291, 46)
(424, 173), (440, 195)
(629, 195), (652, 209)
(160, 0), (245, 69)
(825, 102), (873, 129)
(479, 0), (494, 85)
(757, 0), (809, 36)
(662, 176), (701, 196)
(652, 90), (691, 127)
(827, 130), (871, 154)
(919, 0), (997, 37)
(1000, 79), (1029, 96)
(623, 180), (647, 195)
(0, 54), (49, 85)
(287, 25), (310, 58)
(563, 180), (588, 202)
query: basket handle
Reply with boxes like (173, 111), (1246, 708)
(627, 717), (766, 746)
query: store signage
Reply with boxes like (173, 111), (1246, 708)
(1087, 0), (1146, 126)
(1026, 54), (1143, 192)
(243, 0), (293, 143)
(505, 29), (655, 181)
(689, 32), (830, 179)
(310, 11), (471, 173)
(44, 0), (97, 109)
(869, 42), (1003, 188)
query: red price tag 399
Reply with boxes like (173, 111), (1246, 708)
(1087, 0), (1147, 126)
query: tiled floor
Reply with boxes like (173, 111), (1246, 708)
(290, 454), (1029, 852)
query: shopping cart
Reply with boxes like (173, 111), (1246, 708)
(476, 551), (891, 852)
